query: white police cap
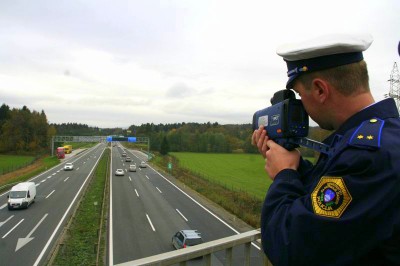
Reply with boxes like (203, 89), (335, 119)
(277, 33), (373, 88)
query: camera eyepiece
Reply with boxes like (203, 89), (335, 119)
(270, 89), (295, 105)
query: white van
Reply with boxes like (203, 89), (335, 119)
(8, 182), (36, 210)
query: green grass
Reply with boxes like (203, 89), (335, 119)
(0, 155), (36, 174)
(51, 149), (109, 266)
(170, 152), (271, 200)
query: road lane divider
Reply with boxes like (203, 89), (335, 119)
(146, 175), (150, 180)
(176, 209), (188, 222)
(146, 214), (156, 232)
(16, 213), (48, 251)
(0, 215), (14, 228)
(46, 190), (55, 199)
(2, 218), (24, 239)
(64, 177), (70, 182)
(156, 187), (162, 193)
(135, 189), (139, 197)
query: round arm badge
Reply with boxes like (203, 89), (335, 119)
(311, 177), (352, 218)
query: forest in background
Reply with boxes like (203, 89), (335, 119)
(0, 103), (331, 157)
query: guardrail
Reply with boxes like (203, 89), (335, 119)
(115, 229), (272, 266)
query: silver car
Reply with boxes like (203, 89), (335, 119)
(129, 164), (137, 172)
(172, 230), (203, 249)
(64, 163), (74, 171)
(115, 169), (125, 176)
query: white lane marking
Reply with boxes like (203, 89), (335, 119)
(76, 167), (80, 171)
(0, 215), (14, 228)
(41, 180), (46, 183)
(64, 177), (70, 182)
(135, 189), (139, 197)
(33, 147), (106, 266)
(52, 173), (56, 176)
(109, 147), (114, 266)
(176, 209), (188, 222)
(146, 214), (156, 232)
(35, 183), (40, 187)
(146, 175), (149, 180)
(156, 187), (162, 193)
(0, 203), (7, 210)
(47, 176), (52, 179)
(16, 213), (48, 251)
(128, 176), (132, 182)
(150, 165), (260, 250)
(2, 219), (24, 239)
(46, 190), (55, 199)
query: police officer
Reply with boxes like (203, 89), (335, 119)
(252, 34), (400, 265)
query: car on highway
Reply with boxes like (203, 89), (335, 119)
(129, 164), (137, 172)
(125, 156), (132, 162)
(172, 230), (203, 249)
(122, 152), (126, 157)
(64, 163), (74, 171)
(139, 161), (147, 168)
(115, 169), (125, 176)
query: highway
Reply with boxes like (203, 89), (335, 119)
(0, 144), (106, 266)
(110, 144), (263, 265)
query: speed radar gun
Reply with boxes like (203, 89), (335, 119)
(252, 89), (332, 155)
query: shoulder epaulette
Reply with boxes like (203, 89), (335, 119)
(348, 118), (384, 149)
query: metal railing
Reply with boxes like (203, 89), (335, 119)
(115, 229), (272, 266)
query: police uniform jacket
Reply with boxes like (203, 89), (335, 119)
(261, 98), (400, 266)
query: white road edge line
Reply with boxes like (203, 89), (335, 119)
(2, 219), (24, 239)
(176, 209), (188, 222)
(33, 146), (106, 266)
(148, 164), (261, 251)
(146, 214), (156, 232)
(109, 146), (114, 266)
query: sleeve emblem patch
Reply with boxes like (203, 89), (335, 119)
(311, 177), (352, 218)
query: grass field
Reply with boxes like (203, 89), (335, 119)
(170, 152), (272, 200)
(0, 155), (36, 174)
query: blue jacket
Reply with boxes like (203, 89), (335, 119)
(261, 98), (400, 266)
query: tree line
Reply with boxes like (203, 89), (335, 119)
(0, 104), (55, 154)
(1, 103), (331, 157)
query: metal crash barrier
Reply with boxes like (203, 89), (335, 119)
(115, 229), (272, 266)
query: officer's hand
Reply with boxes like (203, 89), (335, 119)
(252, 126), (269, 159)
(265, 140), (300, 180)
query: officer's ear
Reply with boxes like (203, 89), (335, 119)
(311, 78), (329, 104)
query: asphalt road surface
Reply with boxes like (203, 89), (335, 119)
(110, 144), (262, 265)
(0, 144), (106, 266)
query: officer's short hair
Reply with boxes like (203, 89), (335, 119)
(296, 60), (370, 96)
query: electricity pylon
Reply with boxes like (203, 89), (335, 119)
(386, 62), (400, 112)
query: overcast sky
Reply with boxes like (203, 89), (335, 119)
(1, 0), (399, 128)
